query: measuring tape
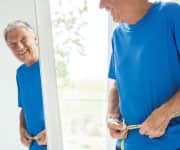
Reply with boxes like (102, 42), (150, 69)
(120, 112), (180, 150)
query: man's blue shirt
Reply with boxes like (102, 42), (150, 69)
(108, 2), (180, 149)
(16, 60), (47, 150)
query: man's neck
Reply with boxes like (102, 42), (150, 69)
(121, 1), (152, 25)
(25, 55), (39, 67)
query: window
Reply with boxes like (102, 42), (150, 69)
(49, 0), (108, 149)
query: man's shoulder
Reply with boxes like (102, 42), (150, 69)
(16, 64), (26, 75)
(158, 1), (180, 27)
(112, 25), (123, 40)
(159, 1), (180, 14)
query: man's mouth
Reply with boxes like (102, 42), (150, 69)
(106, 7), (111, 12)
(16, 49), (28, 56)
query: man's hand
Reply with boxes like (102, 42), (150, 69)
(36, 130), (47, 145)
(139, 104), (172, 138)
(106, 81), (127, 139)
(107, 118), (128, 139)
(20, 127), (33, 147)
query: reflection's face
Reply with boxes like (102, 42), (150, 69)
(99, 0), (122, 22)
(6, 27), (38, 65)
(99, 0), (114, 11)
(99, 0), (131, 22)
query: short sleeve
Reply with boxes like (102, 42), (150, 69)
(108, 38), (116, 80)
(170, 3), (180, 54)
(16, 71), (23, 108)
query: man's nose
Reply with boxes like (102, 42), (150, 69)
(16, 42), (24, 50)
(99, 0), (106, 9)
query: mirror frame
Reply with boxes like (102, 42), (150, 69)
(34, 0), (64, 149)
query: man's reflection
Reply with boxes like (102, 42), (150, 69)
(4, 20), (47, 150)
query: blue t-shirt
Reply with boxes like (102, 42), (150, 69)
(108, 2), (180, 150)
(16, 60), (47, 150)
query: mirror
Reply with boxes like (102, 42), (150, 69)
(0, 0), (48, 149)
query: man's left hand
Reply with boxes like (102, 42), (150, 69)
(139, 104), (172, 138)
(35, 130), (47, 145)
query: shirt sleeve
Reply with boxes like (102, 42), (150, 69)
(16, 71), (23, 108)
(108, 38), (116, 80)
(171, 3), (180, 54)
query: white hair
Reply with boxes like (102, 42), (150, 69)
(4, 20), (35, 41)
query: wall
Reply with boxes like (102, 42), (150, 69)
(0, 0), (37, 149)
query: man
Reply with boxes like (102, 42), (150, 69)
(4, 20), (47, 150)
(99, 0), (180, 149)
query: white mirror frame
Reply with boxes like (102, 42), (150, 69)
(34, 0), (63, 149)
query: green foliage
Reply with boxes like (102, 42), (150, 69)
(51, 0), (88, 89)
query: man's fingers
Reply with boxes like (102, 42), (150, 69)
(110, 129), (121, 138)
(110, 129), (128, 139)
(21, 136), (32, 147)
(107, 118), (129, 139)
(20, 128), (33, 147)
(37, 137), (47, 145)
(24, 132), (33, 140)
(35, 130), (47, 145)
(139, 124), (146, 135)
(148, 127), (165, 138)
(107, 118), (126, 130)
(119, 129), (128, 139)
(109, 126), (128, 139)
(139, 122), (153, 135)
(139, 123), (166, 138)
(36, 130), (46, 139)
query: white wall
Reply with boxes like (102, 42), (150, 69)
(0, 0), (37, 149)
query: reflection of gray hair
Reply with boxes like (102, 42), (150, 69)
(4, 20), (35, 41)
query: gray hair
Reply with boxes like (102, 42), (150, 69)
(4, 20), (35, 41)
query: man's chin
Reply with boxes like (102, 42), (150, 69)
(111, 15), (121, 23)
(16, 54), (28, 63)
(113, 18), (121, 23)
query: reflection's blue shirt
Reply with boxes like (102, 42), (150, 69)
(108, 2), (180, 150)
(16, 60), (47, 150)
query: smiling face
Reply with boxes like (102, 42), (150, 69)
(6, 27), (39, 66)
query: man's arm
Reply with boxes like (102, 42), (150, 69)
(164, 90), (180, 117)
(106, 80), (128, 139)
(20, 109), (26, 129)
(19, 109), (33, 147)
(107, 80), (120, 120)
(139, 90), (180, 138)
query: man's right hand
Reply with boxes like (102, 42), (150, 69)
(107, 118), (128, 139)
(20, 127), (33, 147)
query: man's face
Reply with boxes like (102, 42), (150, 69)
(99, 0), (130, 22)
(6, 27), (38, 64)
(99, 0), (114, 11)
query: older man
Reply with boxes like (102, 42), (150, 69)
(100, 0), (180, 149)
(4, 20), (47, 150)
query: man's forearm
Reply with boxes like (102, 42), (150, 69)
(20, 109), (26, 129)
(107, 82), (121, 120)
(163, 90), (180, 119)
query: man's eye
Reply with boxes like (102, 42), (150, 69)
(8, 43), (16, 48)
(21, 38), (27, 43)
